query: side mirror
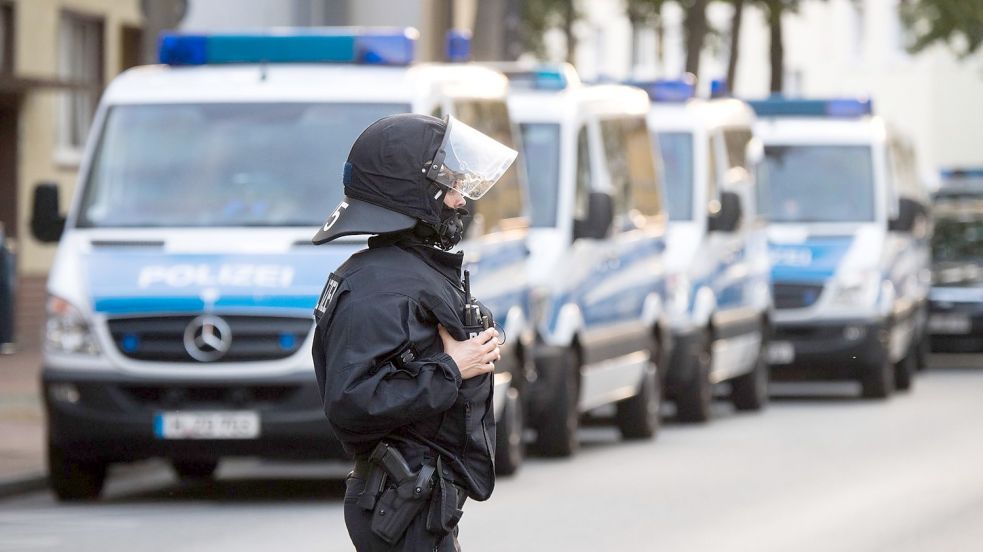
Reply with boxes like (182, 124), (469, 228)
(709, 190), (742, 233)
(573, 192), (614, 240)
(889, 197), (923, 233)
(31, 183), (66, 243)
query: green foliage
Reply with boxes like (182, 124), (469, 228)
(520, 0), (577, 58)
(900, 0), (983, 56)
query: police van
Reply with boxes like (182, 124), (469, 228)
(928, 169), (983, 352)
(502, 64), (668, 456)
(30, 28), (532, 500)
(750, 98), (932, 398)
(643, 79), (772, 422)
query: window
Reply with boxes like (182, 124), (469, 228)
(0, 3), (12, 74)
(453, 99), (527, 234)
(574, 125), (591, 221)
(656, 131), (695, 221)
(759, 145), (875, 223)
(600, 117), (662, 223)
(722, 128), (752, 184)
(58, 12), (104, 158)
(519, 123), (561, 228)
(78, 102), (410, 228)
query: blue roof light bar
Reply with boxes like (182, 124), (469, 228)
(446, 29), (472, 62)
(747, 97), (873, 118)
(940, 168), (983, 180)
(631, 75), (697, 103)
(158, 28), (418, 66)
(709, 78), (729, 98)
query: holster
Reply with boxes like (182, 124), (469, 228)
(359, 442), (436, 545)
(426, 457), (466, 537)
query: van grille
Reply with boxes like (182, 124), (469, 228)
(106, 315), (312, 363)
(773, 283), (825, 310)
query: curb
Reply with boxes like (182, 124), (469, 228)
(0, 472), (48, 499)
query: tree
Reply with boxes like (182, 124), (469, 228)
(725, 0), (745, 92)
(680, 0), (711, 77)
(900, 0), (983, 57)
(520, 0), (580, 62)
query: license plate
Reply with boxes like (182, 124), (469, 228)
(154, 411), (260, 440)
(767, 341), (795, 365)
(928, 314), (972, 335)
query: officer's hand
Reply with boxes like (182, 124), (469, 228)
(438, 325), (500, 380)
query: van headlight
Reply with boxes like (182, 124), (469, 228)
(45, 296), (100, 355)
(828, 270), (881, 308)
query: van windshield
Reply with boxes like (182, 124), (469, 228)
(932, 215), (983, 263)
(519, 123), (561, 227)
(759, 145), (875, 223)
(655, 132), (694, 221)
(78, 102), (409, 228)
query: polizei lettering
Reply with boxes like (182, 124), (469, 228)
(138, 264), (295, 289)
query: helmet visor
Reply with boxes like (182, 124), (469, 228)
(429, 116), (518, 200)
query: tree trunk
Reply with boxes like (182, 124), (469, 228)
(563, 0), (577, 64)
(683, 0), (709, 78)
(767, 0), (784, 94)
(726, 0), (745, 93)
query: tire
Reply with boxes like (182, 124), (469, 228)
(616, 360), (661, 440)
(731, 329), (770, 411)
(894, 345), (917, 392)
(536, 347), (579, 457)
(915, 332), (929, 372)
(171, 459), (219, 481)
(675, 330), (713, 423)
(495, 387), (524, 476)
(860, 341), (895, 399)
(48, 444), (106, 502)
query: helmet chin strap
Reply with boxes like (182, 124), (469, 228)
(413, 205), (469, 251)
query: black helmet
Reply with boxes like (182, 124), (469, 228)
(312, 114), (447, 245)
(312, 113), (518, 246)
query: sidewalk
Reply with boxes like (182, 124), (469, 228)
(0, 346), (47, 494)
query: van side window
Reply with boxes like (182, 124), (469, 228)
(600, 117), (662, 224)
(723, 128), (752, 184)
(574, 125), (591, 221)
(707, 134), (721, 210)
(454, 99), (527, 234)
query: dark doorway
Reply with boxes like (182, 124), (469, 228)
(0, 95), (17, 240)
(120, 24), (143, 71)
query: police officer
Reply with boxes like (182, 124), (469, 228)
(311, 113), (518, 551)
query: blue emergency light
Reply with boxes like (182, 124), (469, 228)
(747, 97), (873, 118)
(504, 66), (569, 90)
(446, 29), (471, 62)
(941, 168), (983, 180)
(710, 78), (729, 98)
(632, 76), (697, 102)
(158, 28), (418, 66)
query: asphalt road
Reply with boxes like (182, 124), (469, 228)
(2, 355), (982, 552)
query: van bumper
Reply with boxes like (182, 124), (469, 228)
(767, 319), (888, 381)
(43, 367), (347, 463)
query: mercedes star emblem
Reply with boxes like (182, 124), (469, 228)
(183, 315), (232, 362)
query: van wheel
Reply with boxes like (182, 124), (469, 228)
(48, 444), (106, 502)
(860, 343), (895, 399)
(172, 460), (219, 481)
(536, 348), (579, 457)
(894, 344), (917, 392)
(915, 333), (929, 372)
(495, 387), (524, 476)
(732, 332), (770, 411)
(675, 330), (713, 423)
(616, 360), (661, 440)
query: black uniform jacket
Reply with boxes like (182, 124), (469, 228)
(312, 234), (496, 501)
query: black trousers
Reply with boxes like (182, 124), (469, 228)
(344, 475), (461, 552)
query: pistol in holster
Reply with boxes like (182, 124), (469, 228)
(356, 442), (466, 543)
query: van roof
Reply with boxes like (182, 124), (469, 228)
(506, 83), (651, 123)
(753, 116), (888, 146)
(102, 63), (509, 105)
(647, 98), (755, 132)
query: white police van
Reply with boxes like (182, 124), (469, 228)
(30, 28), (531, 500)
(750, 98), (932, 398)
(503, 64), (668, 456)
(928, 169), (983, 352)
(643, 79), (772, 422)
